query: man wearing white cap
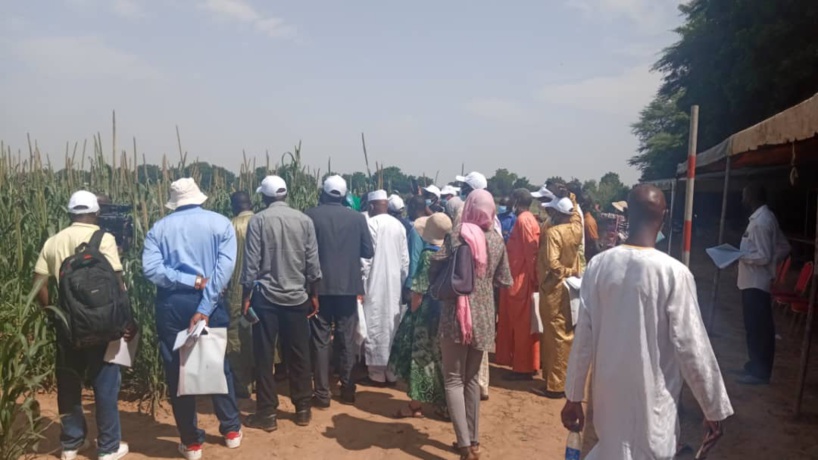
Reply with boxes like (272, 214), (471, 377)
(242, 175), (322, 430)
(34, 191), (133, 460)
(422, 185), (445, 213)
(305, 175), (374, 406)
(439, 185), (460, 207)
(388, 194), (412, 236)
(143, 178), (242, 458)
(534, 197), (582, 399)
(455, 171), (489, 197)
(361, 190), (409, 386)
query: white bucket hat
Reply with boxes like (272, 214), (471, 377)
(166, 178), (208, 210)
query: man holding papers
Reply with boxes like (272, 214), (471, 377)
(736, 184), (790, 385)
(143, 178), (242, 459)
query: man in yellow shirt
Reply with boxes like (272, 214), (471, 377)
(33, 190), (132, 460)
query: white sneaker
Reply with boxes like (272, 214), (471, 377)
(99, 442), (129, 460)
(178, 443), (203, 460)
(224, 431), (243, 449)
(61, 439), (91, 460)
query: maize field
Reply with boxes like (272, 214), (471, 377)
(0, 124), (325, 459)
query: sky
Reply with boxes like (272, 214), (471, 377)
(0, 0), (685, 185)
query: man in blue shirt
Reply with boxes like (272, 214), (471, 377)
(498, 196), (517, 243)
(143, 178), (242, 460)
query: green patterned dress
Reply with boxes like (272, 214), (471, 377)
(388, 248), (446, 407)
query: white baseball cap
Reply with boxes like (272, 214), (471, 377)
(440, 185), (460, 197)
(257, 175), (288, 198)
(531, 184), (556, 200)
(422, 185), (441, 198)
(543, 197), (573, 215)
(388, 194), (405, 212)
(67, 190), (100, 214)
(322, 175), (347, 197)
(166, 178), (208, 210)
(455, 171), (488, 190)
(368, 190), (388, 202)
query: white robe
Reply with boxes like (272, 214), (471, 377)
(361, 214), (409, 367)
(565, 246), (733, 460)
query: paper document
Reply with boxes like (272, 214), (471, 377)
(706, 244), (747, 269)
(104, 332), (139, 367)
(564, 277), (582, 327)
(173, 320), (207, 351)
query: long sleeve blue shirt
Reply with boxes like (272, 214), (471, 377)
(142, 205), (237, 316)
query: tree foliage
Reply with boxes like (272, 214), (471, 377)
(629, 91), (689, 181)
(632, 0), (818, 181)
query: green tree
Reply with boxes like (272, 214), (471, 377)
(487, 168), (518, 197)
(629, 91), (689, 181)
(655, 0), (818, 151)
(596, 173), (629, 212)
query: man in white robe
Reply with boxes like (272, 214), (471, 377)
(561, 185), (733, 460)
(361, 190), (409, 384)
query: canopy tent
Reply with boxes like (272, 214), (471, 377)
(643, 92), (818, 417)
(677, 92), (818, 175)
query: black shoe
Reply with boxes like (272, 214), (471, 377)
(244, 413), (277, 432)
(312, 396), (331, 410)
(295, 409), (312, 427)
(358, 377), (387, 388)
(339, 390), (356, 406)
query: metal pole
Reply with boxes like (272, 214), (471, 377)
(795, 188), (818, 417)
(682, 105), (700, 267)
(707, 156), (732, 333)
(667, 179), (677, 256)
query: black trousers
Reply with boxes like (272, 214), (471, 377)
(253, 296), (312, 413)
(741, 288), (775, 380)
(310, 295), (358, 402)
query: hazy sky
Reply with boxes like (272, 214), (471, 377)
(0, 0), (684, 185)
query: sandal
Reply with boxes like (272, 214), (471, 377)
(394, 404), (424, 419)
(458, 446), (477, 460)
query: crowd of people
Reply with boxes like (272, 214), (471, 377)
(34, 168), (794, 459)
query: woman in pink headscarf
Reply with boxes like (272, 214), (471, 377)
(432, 189), (512, 460)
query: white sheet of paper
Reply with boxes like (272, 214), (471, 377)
(173, 320), (207, 351)
(104, 332), (139, 367)
(564, 277), (582, 327)
(706, 244), (748, 269)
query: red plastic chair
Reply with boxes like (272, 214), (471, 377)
(770, 256), (792, 295)
(773, 262), (813, 304)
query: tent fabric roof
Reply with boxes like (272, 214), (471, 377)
(677, 92), (818, 175)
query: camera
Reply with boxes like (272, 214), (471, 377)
(98, 203), (134, 252)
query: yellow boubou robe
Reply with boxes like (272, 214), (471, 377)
(537, 194), (582, 393)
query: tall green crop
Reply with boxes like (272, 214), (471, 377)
(0, 132), (321, 456)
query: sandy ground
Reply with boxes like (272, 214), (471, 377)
(24, 250), (818, 459)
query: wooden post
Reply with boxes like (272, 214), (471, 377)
(795, 187), (818, 417)
(707, 156), (732, 333)
(682, 105), (700, 267)
(667, 179), (677, 256)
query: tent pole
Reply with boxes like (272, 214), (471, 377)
(667, 179), (677, 256)
(682, 105), (700, 267)
(707, 156), (731, 333)
(795, 187), (818, 417)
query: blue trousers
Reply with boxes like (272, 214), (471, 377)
(56, 340), (121, 454)
(155, 290), (241, 446)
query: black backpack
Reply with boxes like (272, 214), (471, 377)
(58, 230), (132, 348)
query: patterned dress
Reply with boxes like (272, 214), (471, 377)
(388, 248), (446, 407)
(435, 228), (513, 352)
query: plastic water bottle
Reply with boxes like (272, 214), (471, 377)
(565, 431), (582, 460)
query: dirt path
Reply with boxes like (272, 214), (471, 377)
(26, 252), (818, 459)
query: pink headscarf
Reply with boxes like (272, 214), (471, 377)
(456, 189), (495, 344)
